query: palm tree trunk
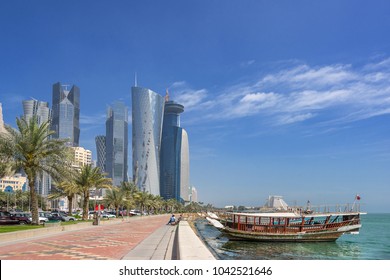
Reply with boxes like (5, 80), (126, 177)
(29, 179), (39, 225)
(82, 192), (89, 220)
(68, 195), (73, 216)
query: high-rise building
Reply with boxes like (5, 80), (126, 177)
(95, 135), (106, 173)
(190, 186), (198, 203)
(51, 82), (80, 147)
(22, 99), (51, 125)
(0, 103), (5, 134)
(160, 98), (190, 202)
(131, 86), (165, 195)
(105, 101), (128, 186)
(23, 99), (52, 196)
(180, 129), (190, 202)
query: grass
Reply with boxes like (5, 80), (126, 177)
(0, 219), (93, 234)
(0, 224), (43, 233)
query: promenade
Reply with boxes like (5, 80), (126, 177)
(0, 214), (216, 260)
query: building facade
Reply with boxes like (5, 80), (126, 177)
(160, 100), (190, 202)
(72, 146), (92, 168)
(0, 103), (5, 134)
(131, 86), (165, 195)
(180, 129), (190, 202)
(51, 82), (80, 147)
(105, 101), (128, 186)
(23, 99), (52, 196)
(0, 173), (28, 193)
(22, 99), (51, 125)
(95, 135), (106, 173)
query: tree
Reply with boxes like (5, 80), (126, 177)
(0, 116), (72, 224)
(135, 191), (151, 215)
(74, 165), (112, 220)
(49, 178), (78, 216)
(104, 187), (125, 217)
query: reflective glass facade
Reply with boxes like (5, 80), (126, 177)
(95, 135), (106, 173)
(51, 82), (80, 147)
(106, 101), (128, 186)
(160, 101), (189, 201)
(23, 99), (52, 196)
(131, 86), (164, 195)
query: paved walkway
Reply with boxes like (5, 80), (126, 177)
(0, 215), (216, 260)
(0, 215), (171, 260)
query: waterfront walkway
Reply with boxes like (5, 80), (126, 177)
(0, 214), (216, 260)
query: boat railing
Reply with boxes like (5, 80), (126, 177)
(294, 203), (363, 214)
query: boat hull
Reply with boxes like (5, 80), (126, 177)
(222, 227), (344, 242)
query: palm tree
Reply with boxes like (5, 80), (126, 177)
(74, 165), (112, 220)
(120, 181), (139, 215)
(135, 191), (152, 215)
(0, 116), (72, 224)
(49, 179), (78, 216)
(104, 187), (125, 217)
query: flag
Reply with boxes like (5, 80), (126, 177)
(356, 194), (361, 201)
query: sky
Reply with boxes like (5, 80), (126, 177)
(0, 0), (389, 213)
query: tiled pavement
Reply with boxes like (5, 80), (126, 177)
(0, 215), (171, 260)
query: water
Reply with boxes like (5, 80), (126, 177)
(194, 213), (390, 260)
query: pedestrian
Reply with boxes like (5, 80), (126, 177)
(166, 214), (176, 225)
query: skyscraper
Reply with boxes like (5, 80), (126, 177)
(22, 99), (51, 125)
(131, 86), (165, 195)
(23, 99), (52, 196)
(105, 101), (128, 186)
(0, 103), (5, 134)
(160, 97), (190, 202)
(95, 135), (106, 173)
(180, 129), (190, 202)
(51, 82), (80, 147)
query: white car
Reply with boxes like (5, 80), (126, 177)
(28, 213), (48, 224)
(102, 212), (116, 218)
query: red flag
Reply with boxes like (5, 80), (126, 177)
(356, 194), (361, 201)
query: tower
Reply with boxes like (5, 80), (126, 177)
(51, 82), (80, 147)
(95, 135), (106, 173)
(23, 99), (52, 196)
(0, 103), (5, 134)
(105, 101), (128, 186)
(160, 97), (189, 202)
(131, 86), (165, 195)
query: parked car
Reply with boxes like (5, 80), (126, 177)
(129, 210), (141, 216)
(28, 212), (49, 224)
(0, 211), (20, 225)
(102, 212), (116, 218)
(10, 212), (32, 224)
(50, 212), (75, 222)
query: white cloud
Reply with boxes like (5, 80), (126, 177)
(196, 58), (390, 126)
(80, 113), (106, 125)
(169, 81), (209, 111)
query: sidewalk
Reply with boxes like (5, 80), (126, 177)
(0, 215), (216, 260)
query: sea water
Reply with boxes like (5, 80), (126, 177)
(194, 213), (390, 260)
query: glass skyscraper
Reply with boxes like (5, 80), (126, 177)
(131, 86), (165, 195)
(105, 101), (128, 186)
(160, 100), (190, 202)
(23, 99), (51, 125)
(51, 82), (80, 147)
(22, 99), (52, 196)
(95, 135), (106, 173)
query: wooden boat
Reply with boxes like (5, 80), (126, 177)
(209, 203), (365, 242)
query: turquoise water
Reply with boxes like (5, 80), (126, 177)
(194, 213), (390, 260)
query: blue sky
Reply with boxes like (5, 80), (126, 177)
(1, 1), (389, 212)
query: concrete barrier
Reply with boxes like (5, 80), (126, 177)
(176, 221), (216, 260)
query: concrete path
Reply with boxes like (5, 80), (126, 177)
(0, 215), (216, 260)
(0, 215), (170, 260)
